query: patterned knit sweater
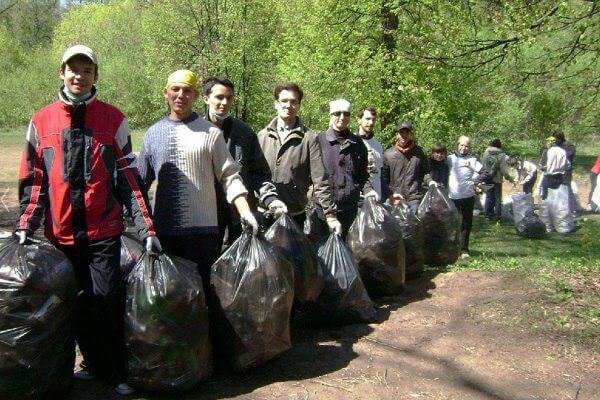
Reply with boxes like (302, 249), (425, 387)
(137, 113), (247, 235)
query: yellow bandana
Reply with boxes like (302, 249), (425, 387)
(165, 70), (199, 91)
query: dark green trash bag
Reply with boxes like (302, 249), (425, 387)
(125, 252), (212, 391)
(0, 237), (77, 400)
(310, 233), (376, 325)
(417, 186), (461, 266)
(210, 232), (294, 370)
(347, 197), (405, 297)
(389, 200), (425, 279)
(265, 214), (324, 305)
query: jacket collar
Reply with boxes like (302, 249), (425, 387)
(266, 117), (307, 139)
(58, 86), (97, 107)
(325, 128), (356, 144)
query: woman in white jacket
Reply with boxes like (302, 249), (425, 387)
(446, 136), (482, 259)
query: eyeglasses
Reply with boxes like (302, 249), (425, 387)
(332, 111), (350, 117)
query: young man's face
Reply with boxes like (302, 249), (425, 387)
(164, 83), (197, 118)
(396, 129), (412, 147)
(275, 89), (300, 122)
(358, 110), (376, 134)
(204, 83), (233, 115)
(60, 56), (97, 96)
(330, 111), (350, 131)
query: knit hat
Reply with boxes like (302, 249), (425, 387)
(166, 70), (199, 92)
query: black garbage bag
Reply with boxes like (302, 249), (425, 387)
(120, 233), (144, 278)
(265, 214), (324, 305)
(389, 201), (425, 279)
(125, 252), (212, 391)
(308, 233), (376, 325)
(303, 199), (330, 245)
(0, 237), (77, 400)
(347, 197), (405, 297)
(210, 232), (294, 371)
(417, 186), (461, 266)
(511, 193), (546, 238)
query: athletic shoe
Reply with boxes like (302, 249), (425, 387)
(460, 252), (470, 260)
(73, 369), (95, 381)
(115, 383), (135, 396)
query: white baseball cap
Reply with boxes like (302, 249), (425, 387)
(61, 44), (97, 65)
(329, 99), (352, 115)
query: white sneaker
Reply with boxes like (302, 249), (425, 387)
(460, 252), (470, 260)
(115, 383), (135, 396)
(585, 203), (593, 212)
(73, 369), (95, 381)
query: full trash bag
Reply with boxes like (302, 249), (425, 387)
(389, 201), (425, 279)
(265, 214), (324, 305)
(308, 233), (376, 325)
(210, 232), (294, 371)
(0, 237), (77, 400)
(125, 252), (212, 391)
(417, 186), (461, 266)
(511, 193), (546, 238)
(347, 197), (405, 296)
(120, 234), (144, 278)
(540, 185), (576, 234)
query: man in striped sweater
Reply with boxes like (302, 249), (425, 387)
(137, 70), (258, 290)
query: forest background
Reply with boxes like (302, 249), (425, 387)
(0, 0), (599, 153)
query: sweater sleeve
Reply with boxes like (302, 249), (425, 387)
(211, 129), (248, 203)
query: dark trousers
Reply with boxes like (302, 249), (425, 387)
(159, 233), (222, 298)
(540, 173), (563, 200)
(217, 221), (242, 251)
(523, 172), (537, 194)
(452, 196), (475, 253)
(484, 183), (502, 218)
(57, 236), (125, 381)
(291, 212), (307, 230)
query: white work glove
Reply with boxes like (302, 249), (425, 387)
(268, 199), (288, 217)
(326, 217), (342, 235)
(428, 181), (438, 188)
(364, 190), (380, 202)
(240, 211), (259, 235)
(145, 236), (162, 256)
(15, 230), (28, 245)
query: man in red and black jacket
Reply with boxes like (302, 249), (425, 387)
(14, 44), (160, 396)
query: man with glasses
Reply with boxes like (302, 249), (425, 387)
(257, 82), (341, 233)
(317, 99), (375, 238)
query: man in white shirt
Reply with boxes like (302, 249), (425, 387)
(539, 135), (570, 200)
(356, 107), (384, 200)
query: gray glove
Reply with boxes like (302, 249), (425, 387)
(326, 217), (342, 235)
(268, 199), (288, 217)
(145, 236), (162, 256)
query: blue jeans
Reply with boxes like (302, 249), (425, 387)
(484, 183), (502, 219)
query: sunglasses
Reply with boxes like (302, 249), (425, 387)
(332, 111), (350, 117)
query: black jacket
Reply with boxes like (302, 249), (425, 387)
(318, 129), (371, 211)
(382, 144), (430, 202)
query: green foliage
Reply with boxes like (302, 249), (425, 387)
(0, 0), (597, 147)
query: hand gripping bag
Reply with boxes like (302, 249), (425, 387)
(125, 252), (212, 391)
(265, 214), (324, 305)
(210, 232), (294, 370)
(0, 237), (77, 400)
(347, 197), (405, 296)
(389, 201), (425, 278)
(120, 234), (144, 278)
(311, 233), (376, 324)
(417, 186), (461, 266)
(303, 199), (330, 245)
(511, 193), (546, 238)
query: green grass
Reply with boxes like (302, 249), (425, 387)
(453, 214), (600, 350)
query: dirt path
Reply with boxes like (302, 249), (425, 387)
(63, 270), (598, 400)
